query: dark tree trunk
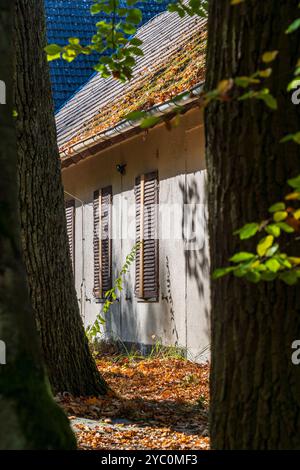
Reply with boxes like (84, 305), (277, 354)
(14, 0), (107, 396)
(206, 0), (300, 449)
(0, 0), (76, 449)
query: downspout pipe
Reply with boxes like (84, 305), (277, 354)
(64, 190), (86, 324)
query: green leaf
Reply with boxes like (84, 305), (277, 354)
(140, 116), (161, 129)
(45, 44), (62, 55)
(273, 211), (288, 222)
(279, 271), (298, 285)
(265, 224), (281, 237)
(287, 78), (300, 91)
(257, 235), (274, 257)
(233, 268), (248, 278)
(122, 23), (137, 35)
(212, 267), (235, 280)
(62, 52), (76, 63)
(288, 174), (300, 190)
(266, 243), (279, 257)
(277, 255), (292, 269)
(258, 91), (278, 110)
(130, 38), (143, 46)
(234, 223), (260, 240)
(234, 76), (260, 88)
(281, 132), (300, 144)
(286, 18), (300, 34)
(277, 222), (295, 233)
(245, 270), (261, 283)
(91, 3), (103, 14)
(124, 110), (145, 121)
(128, 46), (144, 56)
(260, 271), (278, 281)
(230, 252), (256, 263)
(127, 8), (143, 25)
(69, 37), (80, 45)
(265, 258), (281, 273)
(268, 202), (286, 213)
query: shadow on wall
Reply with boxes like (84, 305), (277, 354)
(105, 172), (210, 352)
(120, 273), (139, 343)
(105, 256), (122, 339)
(162, 255), (179, 345)
(179, 174), (210, 334)
(119, 267), (178, 350)
(136, 250), (182, 349)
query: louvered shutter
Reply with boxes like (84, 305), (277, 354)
(65, 200), (75, 270)
(135, 171), (159, 300)
(94, 187), (112, 298)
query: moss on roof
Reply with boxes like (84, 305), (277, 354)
(60, 29), (206, 155)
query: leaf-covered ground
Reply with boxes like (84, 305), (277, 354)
(58, 356), (210, 450)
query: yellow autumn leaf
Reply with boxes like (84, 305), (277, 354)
(293, 209), (300, 220)
(259, 68), (272, 78)
(289, 257), (300, 265)
(251, 260), (261, 269)
(257, 235), (274, 257)
(217, 79), (233, 94)
(273, 211), (288, 222)
(262, 50), (279, 63)
(285, 192), (300, 201)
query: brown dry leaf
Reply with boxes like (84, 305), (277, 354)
(59, 355), (210, 450)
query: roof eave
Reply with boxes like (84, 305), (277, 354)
(60, 82), (204, 169)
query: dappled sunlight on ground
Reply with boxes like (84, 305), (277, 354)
(58, 356), (210, 450)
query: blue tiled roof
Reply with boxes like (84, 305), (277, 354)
(45, 0), (171, 111)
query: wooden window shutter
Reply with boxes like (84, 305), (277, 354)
(93, 186), (112, 298)
(65, 200), (75, 270)
(135, 171), (159, 300)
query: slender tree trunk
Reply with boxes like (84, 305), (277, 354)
(14, 0), (107, 397)
(206, 0), (300, 449)
(0, 1), (76, 449)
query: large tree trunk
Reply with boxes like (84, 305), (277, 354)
(14, 0), (107, 396)
(0, 0), (76, 449)
(206, 0), (300, 449)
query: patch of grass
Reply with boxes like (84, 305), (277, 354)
(147, 340), (187, 361)
(196, 394), (209, 410)
(89, 336), (187, 363)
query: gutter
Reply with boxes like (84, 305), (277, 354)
(60, 82), (204, 168)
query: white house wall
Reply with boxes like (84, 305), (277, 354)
(62, 108), (210, 362)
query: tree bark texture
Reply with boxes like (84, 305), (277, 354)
(14, 0), (107, 396)
(0, 0), (76, 449)
(206, 0), (300, 449)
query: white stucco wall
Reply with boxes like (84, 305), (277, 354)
(62, 108), (210, 362)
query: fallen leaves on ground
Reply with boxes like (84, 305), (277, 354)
(57, 356), (210, 450)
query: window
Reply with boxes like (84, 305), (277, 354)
(135, 171), (159, 300)
(65, 200), (75, 270)
(93, 186), (112, 299)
